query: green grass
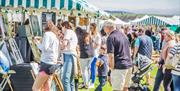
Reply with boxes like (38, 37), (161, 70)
(78, 65), (164, 91)
(78, 78), (112, 91)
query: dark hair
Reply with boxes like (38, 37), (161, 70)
(75, 27), (85, 36)
(138, 28), (144, 33)
(83, 32), (90, 43)
(145, 30), (152, 37)
(132, 32), (138, 38)
(100, 46), (106, 51)
(61, 21), (72, 29)
(100, 28), (106, 36)
(90, 23), (97, 28)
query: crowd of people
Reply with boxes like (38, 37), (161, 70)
(31, 19), (180, 91)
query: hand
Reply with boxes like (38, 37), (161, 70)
(156, 63), (162, 69)
(33, 37), (40, 45)
(96, 60), (102, 67)
(57, 61), (63, 64)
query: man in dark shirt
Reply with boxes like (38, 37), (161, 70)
(104, 21), (133, 91)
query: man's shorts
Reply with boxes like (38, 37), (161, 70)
(111, 68), (132, 91)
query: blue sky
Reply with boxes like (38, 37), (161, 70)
(87, 0), (180, 15)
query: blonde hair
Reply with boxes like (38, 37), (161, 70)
(176, 33), (180, 41)
(166, 31), (175, 40)
(51, 26), (60, 38)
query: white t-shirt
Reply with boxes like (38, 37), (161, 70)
(91, 33), (101, 57)
(38, 31), (59, 65)
(63, 29), (78, 55)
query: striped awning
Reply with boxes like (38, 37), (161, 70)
(0, 0), (81, 10)
(136, 16), (169, 26)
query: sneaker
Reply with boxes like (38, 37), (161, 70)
(89, 84), (94, 88)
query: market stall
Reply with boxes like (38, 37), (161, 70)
(0, 0), (116, 91)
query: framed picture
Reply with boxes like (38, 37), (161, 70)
(0, 16), (6, 38)
(29, 15), (42, 36)
(42, 12), (56, 31)
(68, 16), (76, 27)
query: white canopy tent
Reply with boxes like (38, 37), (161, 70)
(129, 15), (179, 26)
(114, 18), (129, 25)
(171, 16), (180, 26)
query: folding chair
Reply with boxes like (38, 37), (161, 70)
(0, 70), (16, 91)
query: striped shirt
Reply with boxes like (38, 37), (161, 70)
(170, 43), (180, 76)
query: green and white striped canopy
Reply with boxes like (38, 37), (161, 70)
(0, 0), (81, 10)
(136, 16), (169, 26)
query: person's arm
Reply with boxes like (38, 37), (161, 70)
(94, 34), (101, 49)
(133, 38), (140, 60)
(34, 33), (50, 51)
(62, 31), (70, 50)
(43, 33), (51, 51)
(108, 53), (114, 70)
(107, 37), (114, 70)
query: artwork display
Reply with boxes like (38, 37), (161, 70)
(6, 38), (24, 65)
(79, 17), (89, 26)
(42, 12), (56, 31)
(29, 15), (42, 36)
(68, 16), (76, 27)
(0, 16), (6, 38)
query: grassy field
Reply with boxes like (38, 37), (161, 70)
(78, 65), (162, 91)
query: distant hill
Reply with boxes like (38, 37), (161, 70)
(105, 10), (133, 14)
(105, 10), (177, 22)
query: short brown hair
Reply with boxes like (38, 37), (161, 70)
(61, 21), (72, 29)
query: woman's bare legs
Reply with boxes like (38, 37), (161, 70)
(43, 75), (53, 91)
(32, 71), (49, 91)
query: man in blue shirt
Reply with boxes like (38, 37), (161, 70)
(133, 29), (153, 59)
(133, 29), (153, 85)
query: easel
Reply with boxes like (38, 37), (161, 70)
(0, 70), (16, 91)
(52, 73), (64, 91)
(0, 10), (18, 91)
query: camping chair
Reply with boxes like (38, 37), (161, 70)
(0, 70), (16, 91)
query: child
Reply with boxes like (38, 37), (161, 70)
(95, 45), (108, 91)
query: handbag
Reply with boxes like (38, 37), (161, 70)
(165, 49), (180, 69)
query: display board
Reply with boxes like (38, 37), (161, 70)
(0, 41), (12, 65)
(20, 25), (41, 62)
(5, 38), (24, 65)
(42, 12), (56, 31)
(68, 16), (76, 27)
(0, 16), (6, 39)
(29, 15), (42, 36)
